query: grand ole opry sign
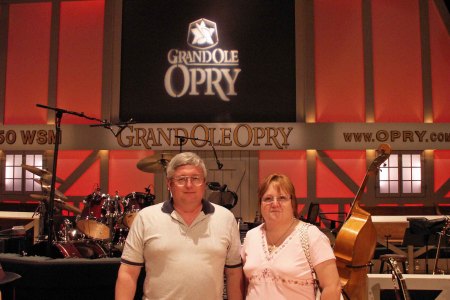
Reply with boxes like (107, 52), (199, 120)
(1, 123), (449, 151)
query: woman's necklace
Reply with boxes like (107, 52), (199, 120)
(266, 218), (297, 253)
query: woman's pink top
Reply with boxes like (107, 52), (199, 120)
(241, 222), (336, 300)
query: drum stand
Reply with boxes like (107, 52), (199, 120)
(102, 194), (122, 257)
(432, 217), (449, 275)
(33, 201), (48, 241)
(98, 214), (114, 257)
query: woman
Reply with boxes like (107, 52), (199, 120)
(241, 174), (342, 299)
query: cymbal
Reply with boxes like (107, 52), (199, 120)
(30, 193), (53, 201)
(137, 153), (174, 173)
(33, 179), (67, 200)
(29, 194), (82, 215)
(21, 164), (64, 183)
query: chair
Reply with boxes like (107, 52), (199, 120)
(301, 202), (320, 225)
(319, 212), (347, 234)
(379, 254), (407, 274)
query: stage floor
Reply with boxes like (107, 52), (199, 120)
(0, 253), (144, 300)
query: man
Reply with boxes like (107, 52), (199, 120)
(116, 152), (243, 300)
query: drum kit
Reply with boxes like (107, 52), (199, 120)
(21, 152), (172, 258)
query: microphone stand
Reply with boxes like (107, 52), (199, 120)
(36, 104), (128, 257)
(178, 137), (186, 153)
(175, 136), (223, 169)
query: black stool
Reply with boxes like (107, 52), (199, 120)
(379, 254), (407, 274)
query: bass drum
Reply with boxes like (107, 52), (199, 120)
(55, 240), (107, 259)
(122, 213), (139, 229)
(29, 240), (107, 259)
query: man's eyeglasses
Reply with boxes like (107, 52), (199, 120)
(171, 176), (205, 187)
(261, 195), (291, 204)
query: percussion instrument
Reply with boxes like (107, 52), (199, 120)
(136, 152), (173, 173)
(122, 191), (155, 227)
(76, 192), (115, 240)
(21, 164), (64, 183)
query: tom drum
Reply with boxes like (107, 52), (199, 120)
(122, 192), (155, 228)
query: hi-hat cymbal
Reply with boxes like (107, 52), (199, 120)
(30, 194), (57, 201)
(21, 164), (64, 183)
(33, 179), (67, 200)
(29, 194), (82, 215)
(137, 153), (174, 173)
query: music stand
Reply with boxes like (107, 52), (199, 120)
(402, 217), (447, 274)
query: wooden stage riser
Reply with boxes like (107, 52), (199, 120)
(367, 274), (450, 300)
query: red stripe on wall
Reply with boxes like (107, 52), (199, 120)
(371, 1), (423, 122)
(109, 150), (156, 197)
(316, 150), (365, 198)
(434, 150), (450, 196)
(314, 0), (365, 122)
(316, 158), (354, 198)
(57, 150), (100, 197)
(323, 150), (366, 188)
(4, 3), (51, 124)
(259, 151), (307, 198)
(429, 1), (450, 123)
(57, 0), (105, 124)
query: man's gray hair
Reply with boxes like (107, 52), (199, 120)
(166, 152), (207, 179)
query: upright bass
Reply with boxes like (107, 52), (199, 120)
(333, 144), (391, 299)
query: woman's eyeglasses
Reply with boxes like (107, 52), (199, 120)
(261, 195), (291, 203)
(171, 176), (205, 187)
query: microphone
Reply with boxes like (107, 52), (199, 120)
(90, 118), (135, 137)
(207, 182), (221, 191)
(115, 118), (135, 136)
(175, 135), (188, 142)
(90, 118), (135, 127)
(207, 182), (227, 192)
(90, 120), (112, 128)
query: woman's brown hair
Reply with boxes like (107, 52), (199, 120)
(258, 173), (298, 218)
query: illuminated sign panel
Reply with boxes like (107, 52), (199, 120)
(120, 0), (296, 123)
(164, 18), (241, 102)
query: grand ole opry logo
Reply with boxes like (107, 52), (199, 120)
(164, 18), (241, 101)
